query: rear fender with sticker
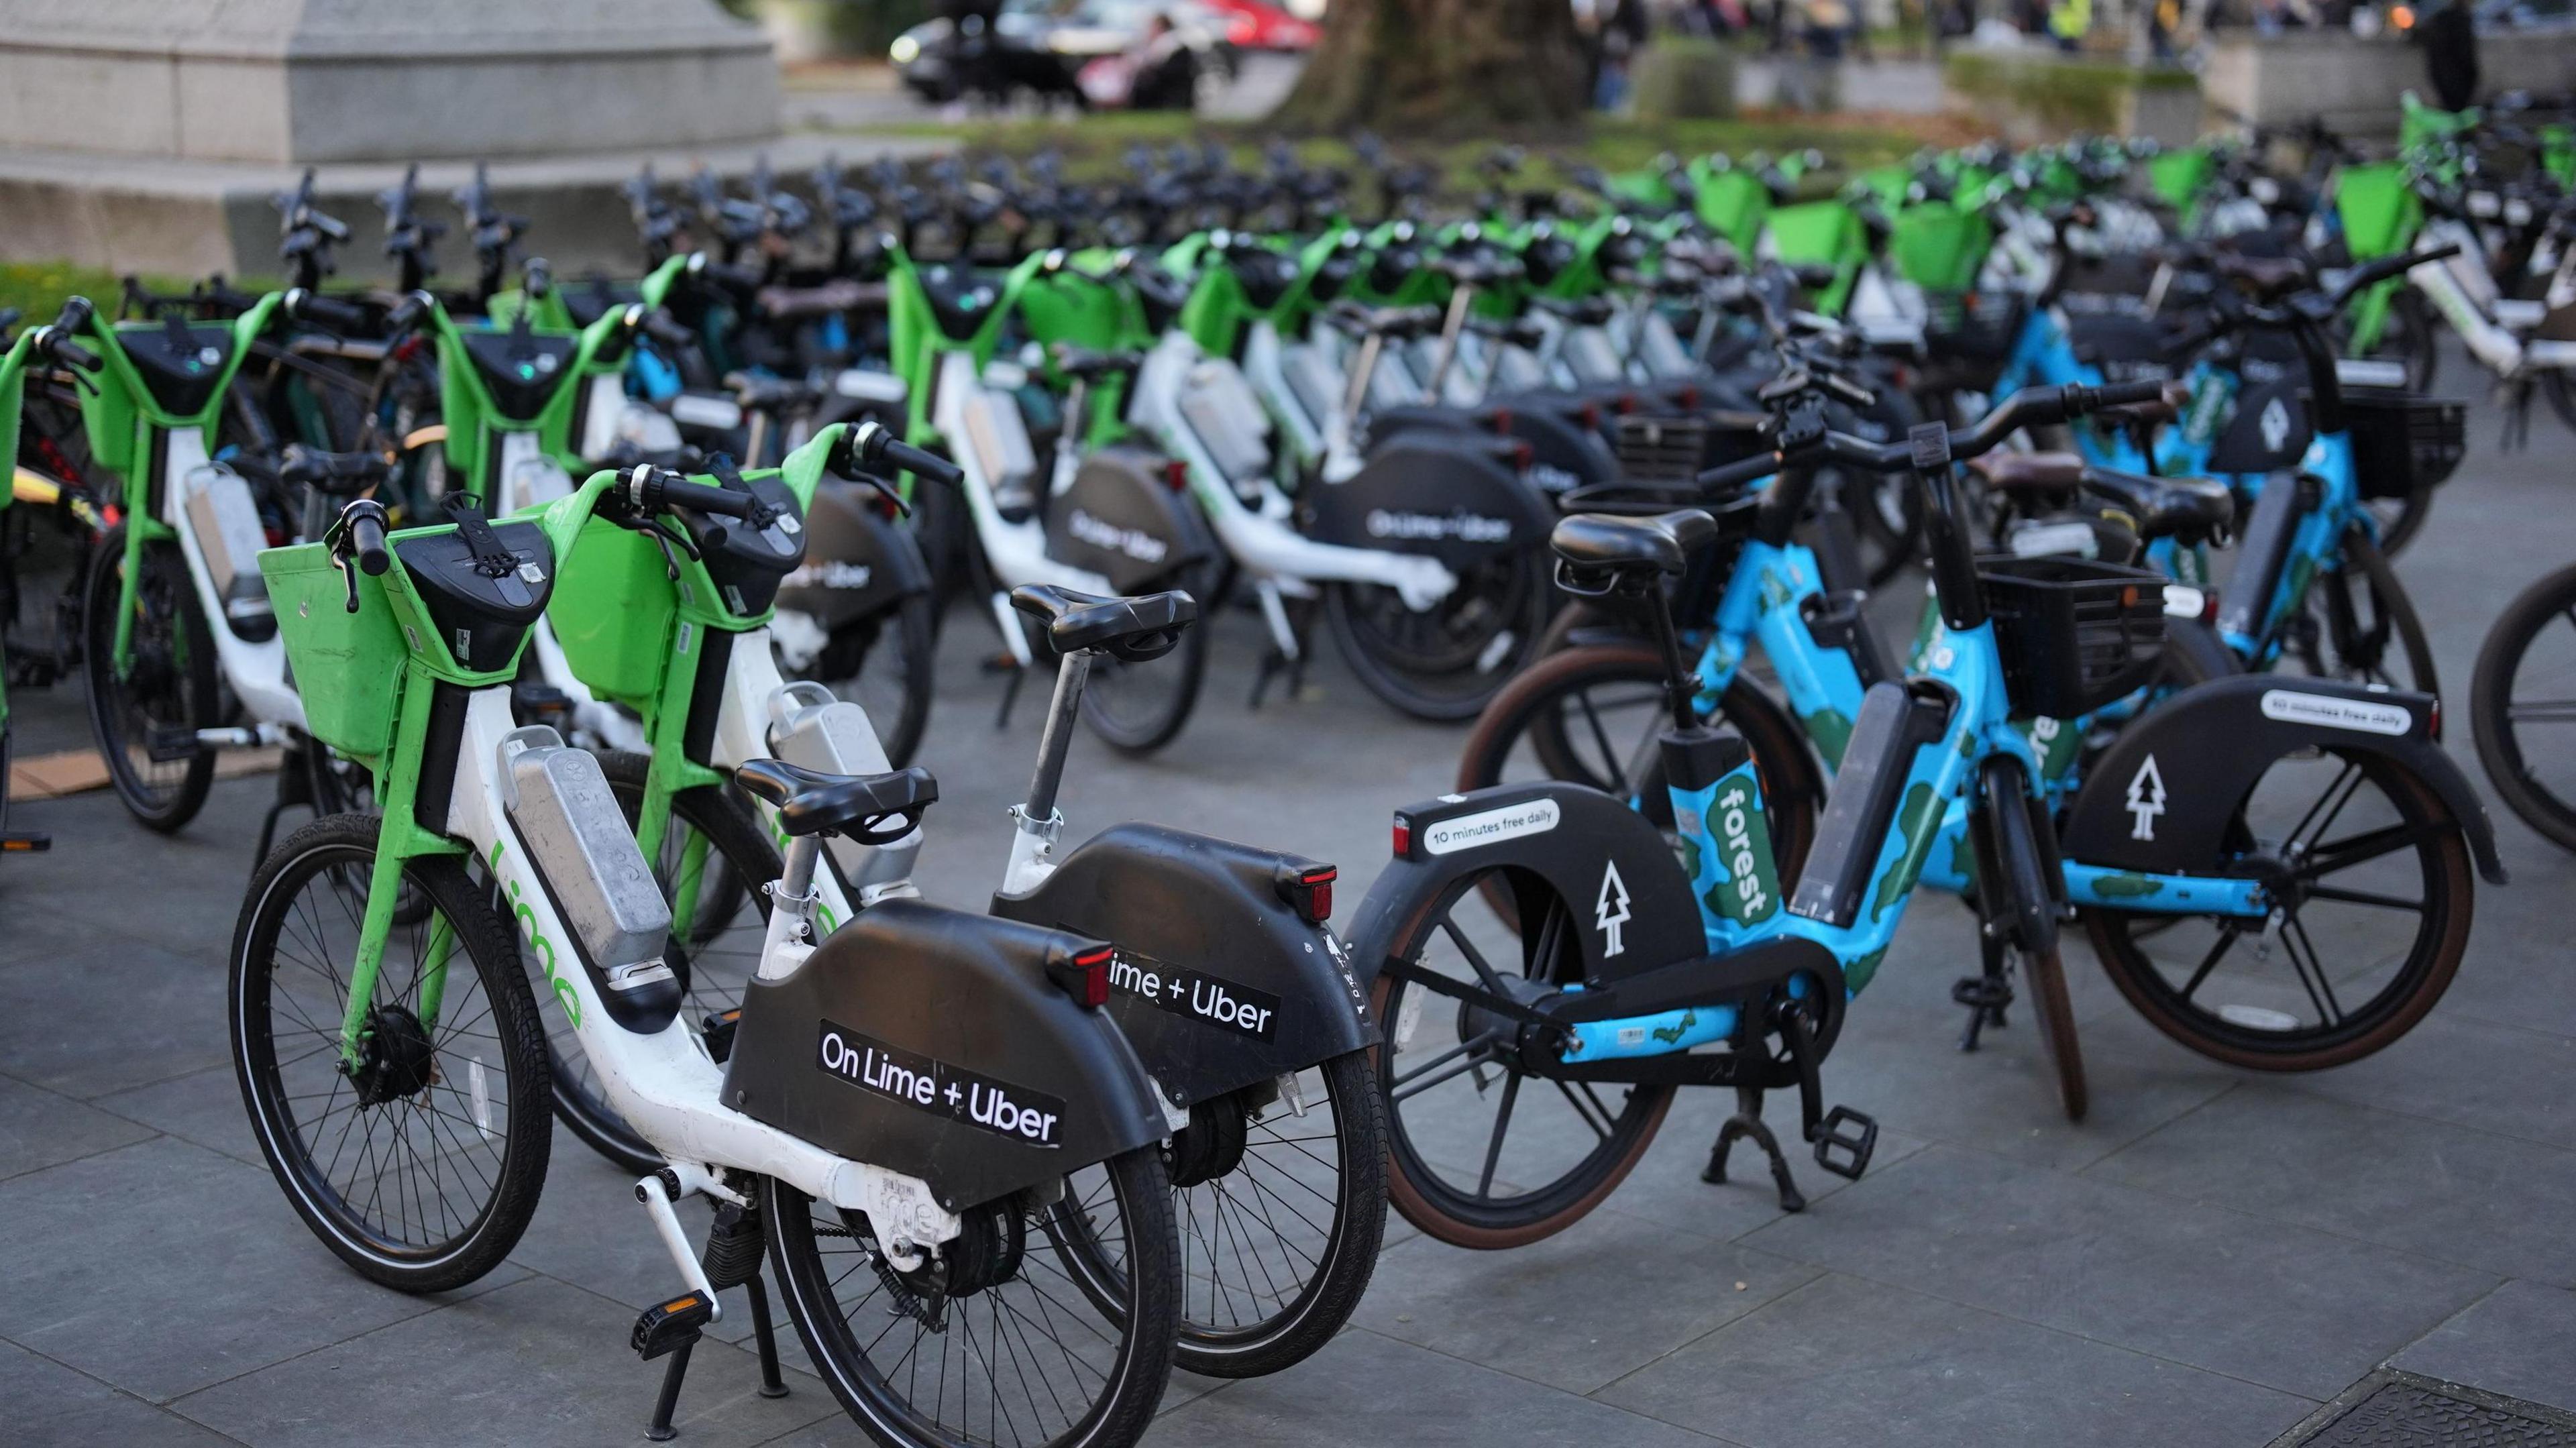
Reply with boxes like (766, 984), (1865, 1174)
(2061, 674), (2506, 885)
(1346, 783), (1703, 997)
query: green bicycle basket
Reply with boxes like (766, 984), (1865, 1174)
(261, 542), (405, 761)
(545, 516), (678, 708)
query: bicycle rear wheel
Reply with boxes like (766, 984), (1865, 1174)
(1327, 548), (1548, 721)
(1371, 866), (1673, 1248)
(1077, 563), (1214, 755)
(230, 813), (550, 1292)
(81, 530), (216, 831)
(768, 1146), (1181, 1448)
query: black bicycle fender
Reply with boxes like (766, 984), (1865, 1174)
(1305, 432), (1554, 571)
(1040, 444), (1216, 593)
(2062, 674), (2506, 886)
(775, 480), (934, 630)
(991, 824), (1372, 1107)
(1346, 782), (1705, 997)
(722, 900), (1167, 1213)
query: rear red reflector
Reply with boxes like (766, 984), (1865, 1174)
(1053, 946), (1114, 1008)
(1297, 866), (1336, 923)
(1163, 459), (1189, 492)
(1391, 819), (1411, 857)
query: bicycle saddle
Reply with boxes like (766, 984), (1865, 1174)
(2074, 466), (2235, 545)
(2216, 252), (2316, 302)
(734, 760), (936, 844)
(1550, 507), (1718, 577)
(1009, 583), (1197, 662)
(1532, 295), (1617, 327)
(1974, 453), (2233, 543)
(1051, 345), (1144, 382)
(725, 372), (823, 412)
(1328, 300), (1443, 340)
(279, 444), (394, 496)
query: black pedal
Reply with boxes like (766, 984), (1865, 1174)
(631, 1291), (714, 1361)
(145, 724), (201, 763)
(701, 1008), (741, 1066)
(1811, 1105), (1877, 1180)
(1, 831), (50, 853)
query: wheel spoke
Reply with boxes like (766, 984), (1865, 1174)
(2302, 820), (2441, 879)
(2176, 922), (2242, 1002)
(2302, 883), (2426, 912)
(1475, 1072), (1521, 1199)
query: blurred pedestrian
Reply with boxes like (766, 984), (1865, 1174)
(2047, 0), (2090, 49)
(2419, 0), (2479, 111)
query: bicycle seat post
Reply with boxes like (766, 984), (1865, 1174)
(1008, 647), (1092, 885)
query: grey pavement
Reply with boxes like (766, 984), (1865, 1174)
(5, 345), (2575, 1443)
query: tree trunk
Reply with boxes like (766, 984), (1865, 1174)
(1277, 0), (1591, 135)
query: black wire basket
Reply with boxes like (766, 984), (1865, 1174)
(1612, 413), (1717, 484)
(2342, 388), (2467, 500)
(1923, 290), (2025, 365)
(1976, 554), (2167, 719)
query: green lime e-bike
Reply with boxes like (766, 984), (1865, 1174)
(0, 300), (104, 853)
(239, 442), (1185, 1448)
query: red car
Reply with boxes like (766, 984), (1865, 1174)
(1197, 0), (1320, 49)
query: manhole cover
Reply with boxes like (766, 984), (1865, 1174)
(2273, 1370), (2576, 1447)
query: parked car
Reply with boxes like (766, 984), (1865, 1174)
(890, 0), (1239, 105)
(1197, 0), (1322, 49)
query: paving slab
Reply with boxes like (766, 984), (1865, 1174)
(1157, 1328), (1737, 1447)
(0, 1069), (158, 1181)
(2086, 1084), (2576, 1288)
(1741, 1142), (2496, 1399)
(2391, 1280), (2576, 1414)
(0, 1135), (520, 1403)
(1350, 1209), (1821, 1394)
(169, 1275), (835, 1447)
(0, 1339), (241, 1447)
(1597, 1272), (2313, 1448)
(0, 931), (229, 1100)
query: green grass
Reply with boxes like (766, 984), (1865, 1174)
(0, 262), (232, 332)
(841, 109), (1953, 198)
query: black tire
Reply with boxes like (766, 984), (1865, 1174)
(81, 528), (217, 832)
(2086, 745), (2475, 1070)
(541, 752), (781, 1175)
(2472, 561), (2576, 851)
(230, 812), (551, 1292)
(1051, 1052), (1388, 1378)
(1455, 641), (1823, 879)
(1986, 772), (2087, 1121)
(1077, 564), (1214, 755)
(796, 591), (938, 768)
(768, 1146), (1181, 1448)
(1326, 549), (1550, 721)
(1369, 867), (1674, 1247)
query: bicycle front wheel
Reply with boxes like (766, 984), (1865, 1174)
(2472, 561), (2576, 852)
(1326, 548), (1548, 721)
(82, 529), (216, 831)
(231, 812), (551, 1292)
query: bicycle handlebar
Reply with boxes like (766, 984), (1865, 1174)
(843, 419), (963, 487)
(1695, 380), (2163, 490)
(41, 298), (100, 371)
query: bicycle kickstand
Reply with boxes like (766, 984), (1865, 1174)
(1705, 1086), (1807, 1213)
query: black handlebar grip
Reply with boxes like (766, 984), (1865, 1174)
(883, 437), (962, 486)
(641, 309), (696, 349)
(1696, 450), (1784, 490)
(48, 335), (101, 372)
(351, 513), (390, 577)
(661, 478), (756, 518)
(385, 290), (433, 337)
(51, 296), (94, 337)
(288, 289), (369, 333)
(2078, 380), (2167, 413)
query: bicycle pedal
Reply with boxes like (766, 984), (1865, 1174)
(701, 1008), (741, 1066)
(1811, 1105), (1877, 1181)
(631, 1290), (714, 1361)
(0, 831), (50, 852)
(144, 724), (202, 763)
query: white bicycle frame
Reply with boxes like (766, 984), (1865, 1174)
(2402, 217), (2576, 378)
(161, 429), (305, 743)
(928, 349), (1116, 665)
(441, 679), (963, 1297)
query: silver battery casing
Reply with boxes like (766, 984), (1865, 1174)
(498, 728), (672, 977)
(182, 465), (274, 630)
(768, 683), (921, 893)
